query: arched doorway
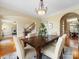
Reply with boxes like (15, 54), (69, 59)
(60, 12), (79, 59)
(60, 12), (79, 36)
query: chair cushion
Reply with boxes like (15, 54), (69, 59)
(25, 48), (36, 59)
(24, 44), (33, 49)
(42, 43), (56, 59)
(24, 45), (34, 54)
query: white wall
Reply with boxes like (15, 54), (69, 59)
(1, 16), (41, 37)
(15, 16), (41, 37)
(45, 5), (79, 35)
(1, 5), (79, 36)
(0, 19), (2, 36)
(0, 7), (41, 37)
(2, 22), (15, 36)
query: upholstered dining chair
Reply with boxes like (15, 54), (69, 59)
(13, 35), (36, 59)
(42, 34), (66, 59)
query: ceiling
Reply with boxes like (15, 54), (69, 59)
(0, 0), (79, 17)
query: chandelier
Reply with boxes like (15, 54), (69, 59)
(36, 0), (47, 15)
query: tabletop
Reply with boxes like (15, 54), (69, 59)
(22, 35), (59, 48)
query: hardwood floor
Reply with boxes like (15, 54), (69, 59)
(0, 39), (16, 57)
(69, 39), (79, 59)
(73, 48), (79, 59)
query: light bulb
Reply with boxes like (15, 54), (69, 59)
(37, 9), (46, 15)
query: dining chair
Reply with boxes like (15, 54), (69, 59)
(42, 34), (66, 59)
(55, 34), (67, 59)
(13, 35), (36, 59)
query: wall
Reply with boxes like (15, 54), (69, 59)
(0, 16), (3, 36)
(15, 16), (41, 37)
(2, 22), (13, 36)
(0, 7), (41, 37)
(45, 5), (79, 35)
(1, 16), (41, 37)
(0, 19), (2, 36)
(1, 5), (79, 36)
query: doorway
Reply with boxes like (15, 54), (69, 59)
(2, 20), (17, 38)
(60, 12), (79, 36)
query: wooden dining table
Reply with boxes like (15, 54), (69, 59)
(22, 35), (59, 59)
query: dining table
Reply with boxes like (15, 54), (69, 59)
(21, 35), (59, 59)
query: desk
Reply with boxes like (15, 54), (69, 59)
(22, 35), (59, 59)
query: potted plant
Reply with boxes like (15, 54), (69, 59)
(38, 23), (47, 38)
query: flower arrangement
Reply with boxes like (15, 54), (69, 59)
(38, 23), (47, 37)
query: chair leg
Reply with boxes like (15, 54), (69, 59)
(62, 48), (65, 54)
(17, 56), (19, 59)
(60, 52), (63, 59)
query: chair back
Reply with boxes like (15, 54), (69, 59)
(13, 35), (25, 59)
(55, 34), (66, 59)
(61, 34), (67, 47)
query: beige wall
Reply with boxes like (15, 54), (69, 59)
(0, 7), (41, 37)
(1, 5), (79, 36)
(2, 22), (15, 36)
(1, 16), (41, 37)
(46, 6), (79, 35)
(0, 19), (2, 36)
(15, 16), (41, 37)
(0, 16), (3, 36)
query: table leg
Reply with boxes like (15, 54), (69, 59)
(24, 42), (27, 47)
(35, 48), (42, 59)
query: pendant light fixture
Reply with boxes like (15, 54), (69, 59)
(36, 0), (47, 15)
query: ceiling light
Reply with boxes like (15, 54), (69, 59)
(36, 0), (47, 15)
